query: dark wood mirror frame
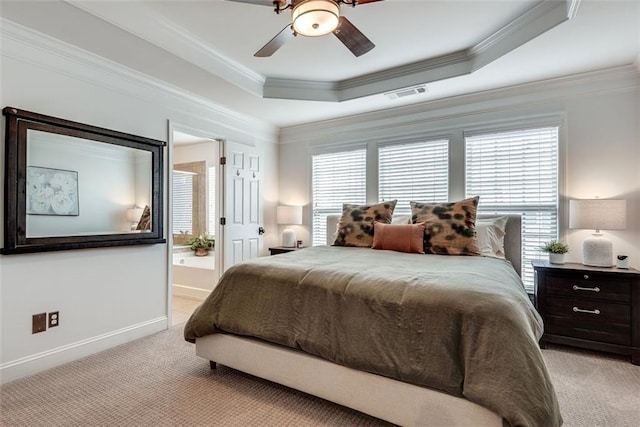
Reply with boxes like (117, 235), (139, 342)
(2, 107), (166, 254)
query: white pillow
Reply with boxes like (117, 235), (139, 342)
(476, 216), (508, 259)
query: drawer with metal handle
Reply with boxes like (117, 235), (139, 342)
(545, 296), (631, 345)
(546, 274), (630, 302)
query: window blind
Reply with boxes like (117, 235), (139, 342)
(172, 170), (193, 235)
(379, 139), (449, 213)
(465, 126), (559, 292)
(312, 148), (366, 246)
(207, 166), (216, 236)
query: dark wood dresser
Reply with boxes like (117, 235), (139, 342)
(533, 260), (640, 365)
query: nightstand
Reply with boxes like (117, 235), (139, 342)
(533, 260), (640, 365)
(268, 246), (299, 255)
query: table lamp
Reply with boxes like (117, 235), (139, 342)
(569, 199), (626, 267)
(126, 206), (144, 230)
(277, 205), (303, 247)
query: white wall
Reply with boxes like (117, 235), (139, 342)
(279, 66), (640, 268)
(0, 20), (278, 383)
(173, 141), (218, 165)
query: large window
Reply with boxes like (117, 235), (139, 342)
(465, 126), (559, 291)
(378, 139), (449, 214)
(172, 170), (194, 235)
(312, 148), (366, 246)
(309, 123), (560, 293)
(172, 161), (207, 245)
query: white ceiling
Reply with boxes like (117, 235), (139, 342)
(1, 0), (639, 129)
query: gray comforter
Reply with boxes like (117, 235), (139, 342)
(184, 246), (562, 427)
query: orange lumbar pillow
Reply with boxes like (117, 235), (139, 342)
(371, 222), (425, 254)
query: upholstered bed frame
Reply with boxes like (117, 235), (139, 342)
(195, 214), (523, 426)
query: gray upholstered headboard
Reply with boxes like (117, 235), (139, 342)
(326, 214), (522, 276)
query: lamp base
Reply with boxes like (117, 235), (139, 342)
(282, 228), (296, 248)
(582, 238), (613, 267)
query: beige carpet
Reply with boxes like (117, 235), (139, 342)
(1, 324), (639, 427)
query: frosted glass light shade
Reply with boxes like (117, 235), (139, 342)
(277, 206), (303, 225)
(569, 199), (627, 231)
(292, 0), (339, 37)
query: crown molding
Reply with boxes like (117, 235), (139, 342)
(152, 14), (266, 98)
(65, 0), (266, 98)
(0, 18), (278, 143)
(469, 0), (571, 70)
(278, 65), (640, 145)
(263, 0), (579, 102)
(63, 0), (583, 103)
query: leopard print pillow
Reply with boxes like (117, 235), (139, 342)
(410, 196), (480, 255)
(332, 200), (397, 247)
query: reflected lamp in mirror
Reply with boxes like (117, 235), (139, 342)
(126, 206), (144, 230)
(569, 199), (627, 267)
(277, 205), (303, 247)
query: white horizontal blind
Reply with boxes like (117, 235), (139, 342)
(379, 139), (449, 214)
(207, 166), (216, 236)
(172, 170), (193, 235)
(312, 149), (366, 246)
(465, 127), (559, 291)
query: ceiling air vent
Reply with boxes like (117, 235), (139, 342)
(384, 85), (428, 100)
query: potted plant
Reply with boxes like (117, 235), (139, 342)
(186, 233), (215, 257)
(541, 240), (569, 264)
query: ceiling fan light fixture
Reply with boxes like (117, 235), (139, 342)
(292, 0), (340, 37)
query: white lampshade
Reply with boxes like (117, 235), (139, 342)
(277, 206), (303, 225)
(569, 199), (627, 231)
(292, 0), (340, 37)
(277, 205), (303, 248)
(569, 199), (627, 267)
(126, 207), (144, 223)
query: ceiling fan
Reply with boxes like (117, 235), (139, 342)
(228, 0), (383, 57)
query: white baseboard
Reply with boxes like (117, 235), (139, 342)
(172, 284), (209, 301)
(0, 316), (167, 385)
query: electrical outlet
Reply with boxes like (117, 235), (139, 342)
(32, 313), (46, 334)
(48, 311), (59, 328)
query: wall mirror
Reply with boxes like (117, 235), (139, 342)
(2, 107), (165, 254)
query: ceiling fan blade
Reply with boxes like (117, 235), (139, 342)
(333, 16), (375, 57)
(254, 25), (295, 57)
(355, 0), (384, 4)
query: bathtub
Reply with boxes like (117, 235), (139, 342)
(173, 251), (215, 269)
(172, 249), (216, 300)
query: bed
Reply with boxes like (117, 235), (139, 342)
(184, 213), (562, 427)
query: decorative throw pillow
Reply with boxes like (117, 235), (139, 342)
(410, 196), (480, 255)
(332, 200), (397, 247)
(476, 216), (508, 259)
(372, 222), (425, 254)
(136, 205), (151, 231)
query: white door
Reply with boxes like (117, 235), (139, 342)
(221, 140), (263, 272)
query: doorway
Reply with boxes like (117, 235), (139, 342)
(170, 129), (221, 324)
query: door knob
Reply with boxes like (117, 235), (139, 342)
(258, 226), (265, 235)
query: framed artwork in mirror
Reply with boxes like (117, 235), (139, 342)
(26, 166), (79, 216)
(2, 107), (166, 254)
